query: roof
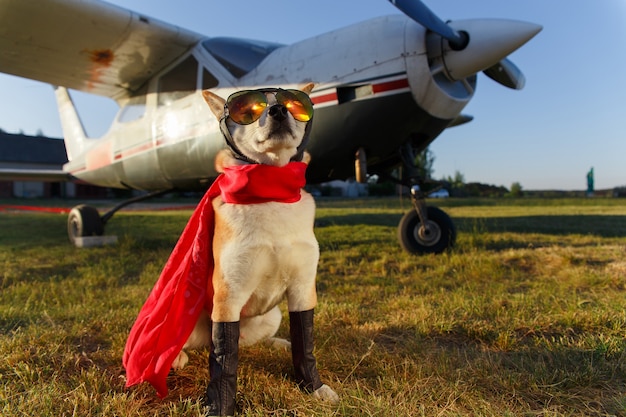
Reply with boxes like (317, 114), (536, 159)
(0, 131), (68, 165)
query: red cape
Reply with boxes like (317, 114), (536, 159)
(123, 162), (307, 398)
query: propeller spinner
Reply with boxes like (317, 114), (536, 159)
(389, 0), (542, 90)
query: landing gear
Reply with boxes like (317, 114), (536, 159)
(68, 204), (104, 245)
(395, 143), (456, 255)
(398, 186), (456, 254)
(67, 189), (172, 244)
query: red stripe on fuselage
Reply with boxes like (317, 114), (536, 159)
(372, 78), (409, 93)
(114, 141), (154, 160)
(69, 166), (87, 175)
(311, 77), (409, 106)
(74, 138), (165, 176)
(311, 92), (338, 105)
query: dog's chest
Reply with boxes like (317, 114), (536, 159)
(216, 192), (315, 242)
(213, 192), (318, 306)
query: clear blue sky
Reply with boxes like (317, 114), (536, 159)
(1, 0), (625, 190)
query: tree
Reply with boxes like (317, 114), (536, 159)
(510, 182), (523, 197)
(414, 147), (436, 180)
(444, 171), (465, 189)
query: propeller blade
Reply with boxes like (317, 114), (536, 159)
(388, 0), (468, 49)
(483, 58), (526, 90)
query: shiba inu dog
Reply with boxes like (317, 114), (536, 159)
(172, 84), (338, 416)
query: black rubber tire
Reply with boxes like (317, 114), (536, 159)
(397, 206), (456, 254)
(67, 205), (104, 244)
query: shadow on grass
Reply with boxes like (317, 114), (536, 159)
(315, 213), (402, 228)
(455, 215), (626, 238)
(0, 314), (33, 334)
(0, 212), (184, 250)
(316, 212), (626, 238)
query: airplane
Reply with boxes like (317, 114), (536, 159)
(0, 0), (541, 254)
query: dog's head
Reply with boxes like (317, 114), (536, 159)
(202, 84), (314, 167)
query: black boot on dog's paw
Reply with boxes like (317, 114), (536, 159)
(289, 309), (339, 404)
(203, 321), (240, 416)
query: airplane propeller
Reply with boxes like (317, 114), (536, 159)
(388, 0), (539, 90)
(388, 0), (468, 50)
(482, 57), (526, 90)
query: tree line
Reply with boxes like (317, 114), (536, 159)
(418, 147), (523, 197)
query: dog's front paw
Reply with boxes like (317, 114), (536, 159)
(312, 384), (339, 405)
(265, 337), (291, 350)
(171, 350), (189, 370)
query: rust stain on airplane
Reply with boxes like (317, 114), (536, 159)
(87, 49), (115, 67)
(84, 48), (115, 90)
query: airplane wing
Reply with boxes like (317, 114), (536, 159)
(0, 0), (203, 99)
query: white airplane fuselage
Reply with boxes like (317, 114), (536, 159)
(60, 14), (539, 191)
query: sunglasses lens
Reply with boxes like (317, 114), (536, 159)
(226, 90), (267, 125)
(277, 90), (314, 122)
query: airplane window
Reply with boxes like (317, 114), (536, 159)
(117, 95), (146, 123)
(202, 37), (284, 78)
(202, 68), (218, 90)
(158, 55), (198, 106)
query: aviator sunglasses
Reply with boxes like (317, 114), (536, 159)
(224, 88), (314, 125)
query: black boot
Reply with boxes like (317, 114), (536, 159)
(203, 321), (239, 416)
(289, 309), (323, 392)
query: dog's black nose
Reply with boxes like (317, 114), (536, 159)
(268, 104), (288, 122)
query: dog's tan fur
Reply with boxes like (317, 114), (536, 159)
(171, 84), (338, 403)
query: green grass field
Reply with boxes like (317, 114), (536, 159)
(1, 197), (625, 416)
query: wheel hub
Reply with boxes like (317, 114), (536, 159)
(414, 220), (442, 247)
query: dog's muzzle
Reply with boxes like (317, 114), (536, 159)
(268, 104), (289, 122)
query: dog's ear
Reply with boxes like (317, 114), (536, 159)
(300, 83), (315, 95)
(202, 90), (226, 119)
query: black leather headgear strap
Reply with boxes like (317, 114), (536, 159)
(292, 115), (313, 162)
(219, 116), (258, 165)
(219, 106), (314, 165)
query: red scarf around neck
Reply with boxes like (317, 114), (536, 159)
(123, 162), (307, 398)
